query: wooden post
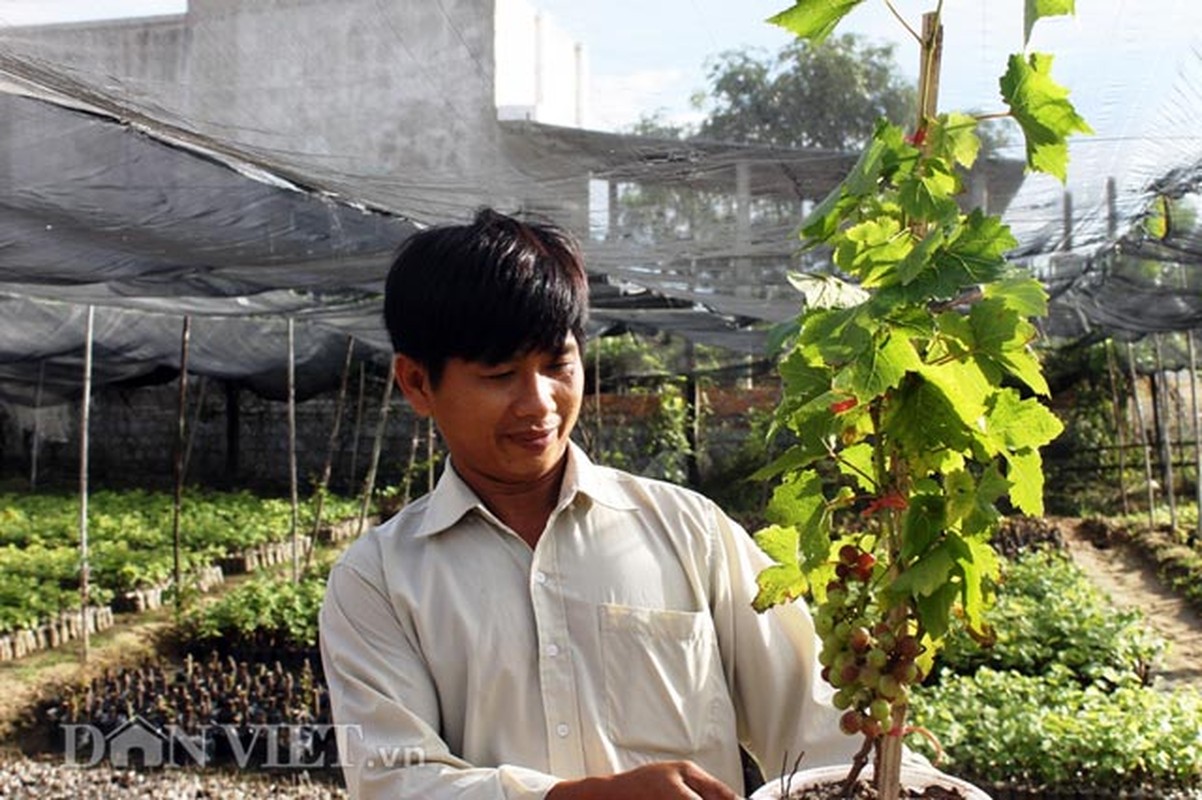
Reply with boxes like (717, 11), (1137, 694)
(172, 316), (191, 617)
(225, 381), (240, 484)
(78, 305), (95, 665)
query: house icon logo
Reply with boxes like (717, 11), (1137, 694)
(105, 715), (171, 768)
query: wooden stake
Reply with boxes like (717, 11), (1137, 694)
(172, 316), (191, 617)
(78, 305), (95, 665)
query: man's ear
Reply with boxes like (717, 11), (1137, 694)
(393, 353), (434, 417)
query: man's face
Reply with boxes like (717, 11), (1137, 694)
(396, 335), (584, 493)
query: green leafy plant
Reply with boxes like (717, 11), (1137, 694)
(750, 1), (1088, 796)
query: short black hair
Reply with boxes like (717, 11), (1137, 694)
(383, 208), (589, 385)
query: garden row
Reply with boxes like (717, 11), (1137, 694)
(26, 527), (1202, 796)
(0, 489), (363, 660)
(910, 543), (1202, 798)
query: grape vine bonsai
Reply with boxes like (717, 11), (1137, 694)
(750, 1), (1089, 797)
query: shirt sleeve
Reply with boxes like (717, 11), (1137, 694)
(320, 557), (561, 800)
(705, 506), (863, 780)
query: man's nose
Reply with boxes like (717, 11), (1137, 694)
(514, 371), (557, 415)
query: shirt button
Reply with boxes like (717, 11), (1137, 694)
(556, 723), (570, 738)
(545, 643), (560, 657)
(533, 570), (548, 585)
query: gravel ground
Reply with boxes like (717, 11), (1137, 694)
(0, 754), (348, 799)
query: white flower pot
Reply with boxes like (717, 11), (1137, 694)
(750, 763), (992, 799)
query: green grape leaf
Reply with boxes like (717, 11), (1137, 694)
(765, 318), (801, 356)
(787, 271), (870, 310)
(898, 160), (961, 223)
(1143, 194), (1172, 241)
(901, 490), (946, 560)
(836, 217), (912, 285)
(982, 277), (1048, 317)
(984, 389), (1065, 453)
(930, 112), (982, 170)
(896, 225), (945, 286)
(768, 0), (865, 43)
(967, 299), (1051, 395)
(834, 328), (921, 401)
(779, 349), (834, 405)
(802, 125), (891, 242)
(751, 525), (808, 611)
(766, 468), (827, 530)
(918, 359), (992, 434)
(1000, 52), (1093, 182)
(1024, 0), (1075, 45)
(888, 380), (975, 473)
(837, 442), (877, 493)
(891, 542), (955, 599)
(753, 523), (800, 566)
(959, 534), (1001, 632)
(1007, 448), (1048, 516)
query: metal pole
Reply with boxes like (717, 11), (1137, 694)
(78, 306), (95, 665)
(172, 316), (191, 617)
(287, 318), (299, 582)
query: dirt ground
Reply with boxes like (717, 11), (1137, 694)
(1056, 516), (1202, 688)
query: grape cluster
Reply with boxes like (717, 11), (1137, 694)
(813, 543), (924, 739)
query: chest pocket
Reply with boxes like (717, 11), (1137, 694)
(599, 603), (733, 755)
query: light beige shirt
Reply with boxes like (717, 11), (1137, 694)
(320, 442), (859, 799)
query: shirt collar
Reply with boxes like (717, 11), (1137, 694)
(413, 441), (639, 539)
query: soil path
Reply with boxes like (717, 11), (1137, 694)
(1057, 516), (1202, 688)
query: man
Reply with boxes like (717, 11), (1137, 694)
(319, 208), (859, 799)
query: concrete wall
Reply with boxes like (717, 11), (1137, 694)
(1, 0), (538, 221)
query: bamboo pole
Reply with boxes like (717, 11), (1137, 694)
(1126, 342), (1157, 528)
(309, 336), (357, 550)
(358, 363), (395, 536)
(172, 316), (191, 617)
(1104, 339), (1130, 514)
(182, 374), (207, 481)
(1189, 330), (1201, 545)
(287, 318), (300, 583)
(78, 305), (95, 665)
(348, 363), (367, 488)
(30, 359), (44, 490)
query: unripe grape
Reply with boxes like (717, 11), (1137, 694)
(834, 621), (852, 642)
(839, 663), (860, 686)
(877, 674), (902, 700)
(858, 664), (881, 691)
(833, 687), (855, 710)
(869, 698), (893, 724)
(865, 647), (888, 670)
(839, 710), (863, 735)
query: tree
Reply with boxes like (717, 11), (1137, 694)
(694, 34), (917, 151)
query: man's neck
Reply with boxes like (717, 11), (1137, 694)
(459, 456), (569, 548)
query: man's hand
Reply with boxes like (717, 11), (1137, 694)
(545, 760), (740, 800)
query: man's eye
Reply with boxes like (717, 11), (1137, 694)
(483, 370), (514, 380)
